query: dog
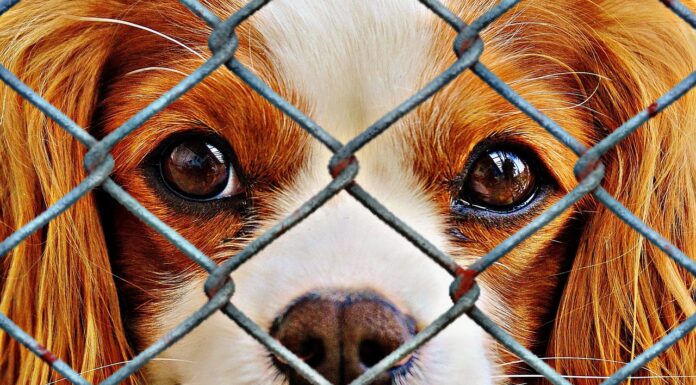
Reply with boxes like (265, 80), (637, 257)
(0, 0), (695, 384)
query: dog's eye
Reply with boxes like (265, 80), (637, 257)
(458, 149), (537, 211)
(160, 138), (240, 201)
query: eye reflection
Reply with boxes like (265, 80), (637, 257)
(160, 137), (241, 201)
(460, 149), (537, 210)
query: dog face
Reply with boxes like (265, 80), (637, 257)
(0, 1), (694, 385)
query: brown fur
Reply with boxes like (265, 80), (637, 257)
(0, 1), (694, 384)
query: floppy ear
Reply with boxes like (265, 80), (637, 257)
(545, 2), (696, 382)
(0, 2), (137, 385)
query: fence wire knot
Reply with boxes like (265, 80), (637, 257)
(450, 267), (479, 303)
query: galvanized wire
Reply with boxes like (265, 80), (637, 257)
(0, 1), (694, 384)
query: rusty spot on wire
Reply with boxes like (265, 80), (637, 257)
(36, 344), (58, 365)
(647, 102), (660, 117)
(329, 155), (357, 179)
(451, 267), (479, 302)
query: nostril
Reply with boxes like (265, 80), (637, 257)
(271, 295), (343, 383)
(358, 339), (390, 368)
(271, 291), (416, 384)
(298, 337), (325, 367)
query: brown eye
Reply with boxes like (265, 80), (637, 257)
(461, 149), (536, 210)
(161, 138), (240, 200)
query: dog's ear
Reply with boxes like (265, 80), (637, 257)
(540, 2), (696, 382)
(0, 3), (137, 385)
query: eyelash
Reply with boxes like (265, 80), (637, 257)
(389, 353), (420, 381)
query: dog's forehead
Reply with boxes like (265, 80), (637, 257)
(239, 0), (582, 193)
(251, 0), (438, 143)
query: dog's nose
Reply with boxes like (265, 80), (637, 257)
(271, 291), (416, 385)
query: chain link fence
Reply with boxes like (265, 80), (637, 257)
(0, 0), (695, 384)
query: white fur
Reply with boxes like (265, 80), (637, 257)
(149, 195), (494, 384)
(147, 1), (496, 384)
(254, 0), (437, 139)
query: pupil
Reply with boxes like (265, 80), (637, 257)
(162, 139), (229, 199)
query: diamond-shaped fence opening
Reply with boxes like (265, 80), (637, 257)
(0, 0), (694, 384)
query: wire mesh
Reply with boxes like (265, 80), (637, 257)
(0, 0), (695, 384)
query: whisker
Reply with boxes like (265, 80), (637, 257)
(497, 356), (658, 373)
(550, 80), (602, 111)
(491, 80), (602, 116)
(73, 16), (207, 61)
(126, 66), (191, 77)
(43, 358), (194, 385)
(497, 356), (633, 367)
(496, 356), (665, 377)
(507, 71), (610, 85)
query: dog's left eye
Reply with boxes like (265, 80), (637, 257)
(160, 137), (241, 201)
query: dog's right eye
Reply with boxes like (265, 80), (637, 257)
(461, 149), (537, 210)
(451, 144), (549, 218)
(160, 137), (241, 201)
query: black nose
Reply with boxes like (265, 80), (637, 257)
(271, 291), (416, 385)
